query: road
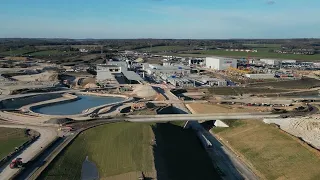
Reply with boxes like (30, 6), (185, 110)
(160, 88), (258, 180)
(0, 124), (58, 180)
(127, 113), (281, 122)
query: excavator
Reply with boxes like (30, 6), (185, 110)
(9, 158), (23, 169)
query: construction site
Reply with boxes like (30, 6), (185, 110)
(1, 49), (320, 180)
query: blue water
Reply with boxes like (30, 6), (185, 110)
(33, 95), (124, 115)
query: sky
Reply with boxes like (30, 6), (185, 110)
(0, 0), (319, 39)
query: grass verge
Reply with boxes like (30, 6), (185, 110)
(40, 122), (155, 180)
(0, 127), (29, 160)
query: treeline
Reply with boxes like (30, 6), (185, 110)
(1, 38), (320, 52)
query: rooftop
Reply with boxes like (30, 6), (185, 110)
(97, 64), (119, 68)
(122, 71), (144, 82)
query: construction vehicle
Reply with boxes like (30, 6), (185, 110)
(9, 158), (23, 169)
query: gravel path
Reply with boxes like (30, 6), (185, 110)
(0, 124), (58, 179)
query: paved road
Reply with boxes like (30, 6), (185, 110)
(0, 124), (58, 180)
(127, 113), (281, 122)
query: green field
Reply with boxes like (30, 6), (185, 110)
(250, 77), (320, 89)
(0, 49), (35, 56)
(26, 50), (78, 57)
(211, 120), (320, 180)
(137, 45), (190, 52)
(178, 50), (320, 61)
(242, 44), (282, 48)
(41, 122), (155, 180)
(0, 127), (29, 160)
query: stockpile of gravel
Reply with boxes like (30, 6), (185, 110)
(131, 85), (157, 98)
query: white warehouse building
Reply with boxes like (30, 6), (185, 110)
(205, 57), (237, 70)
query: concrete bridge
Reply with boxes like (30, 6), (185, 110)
(125, 112), (281, 122)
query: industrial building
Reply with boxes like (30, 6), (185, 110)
(107, 61), (129, 71)
(96, 64), (122, 81)
(205, 57), (237, 70)
(144, 64), (191, 76)
(200, 77), (227, 86)
(281, 60), (297, 64)
(96, 64), (143, 84)
(245, 74), (275, 79)
(189, 59), (205, 66)
(260, 59), (281, 66)
(167, 77), (194, 87)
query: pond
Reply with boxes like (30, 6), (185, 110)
(32, 95), (124, 115)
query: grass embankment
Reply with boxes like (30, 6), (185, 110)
(188, 103), (320, 179)
(213, 120), (320, 179)
(41, 121), (220, 180)
(40, 123), (155, 180)
(0, 128), (29, 160)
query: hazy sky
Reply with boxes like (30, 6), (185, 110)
(0, 0), (319, 39)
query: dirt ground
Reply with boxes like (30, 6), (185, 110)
(187, 103), (269, 113)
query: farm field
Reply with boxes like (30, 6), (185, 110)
(26, 50), (78, 57)
(242, 43), (282, 48)
(0, 49), (35, 56)
(137, 45), (190, 52)
(40, 122), (156, 180)
(177, 50), (320, 61)
(0, 127), (29, 160)
(249, 77), (320, 89)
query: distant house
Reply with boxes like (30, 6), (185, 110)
(79, 49), (89, 53)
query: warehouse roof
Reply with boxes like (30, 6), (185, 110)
(122, 71), (143, 82)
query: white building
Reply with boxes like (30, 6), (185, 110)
(107, 61), (128, 71)
(79, 49), (88, 53)
(281, 60), (297, 64)
(96, 64), (122, 81)
(200, 77), (227, 86)
(260, 59), (281, 66)
(205, 57), (237, 70)
(245, 74), (275, 79)
(144, 64), (191, 76)
(167, 77), (194, 87)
